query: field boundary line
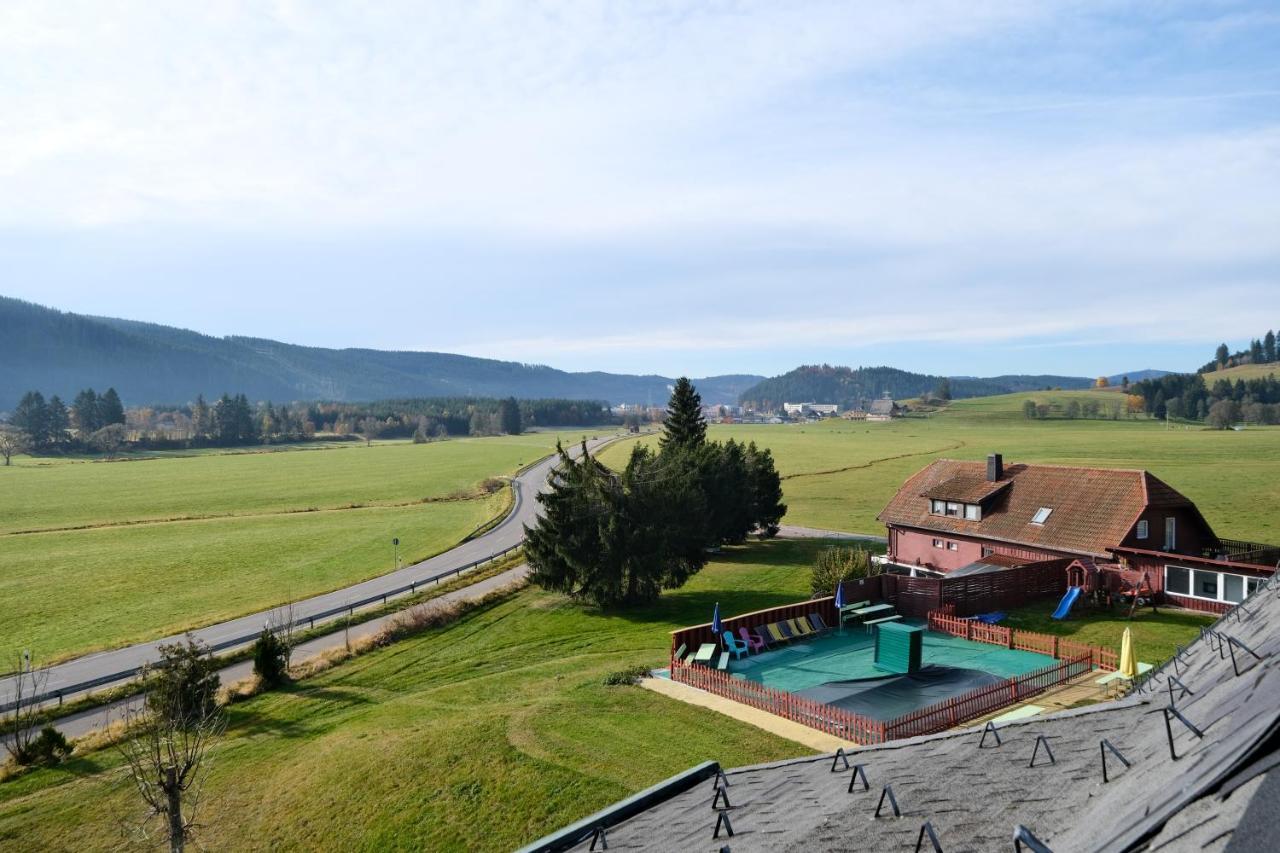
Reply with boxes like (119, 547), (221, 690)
(781, 440), (966, 481)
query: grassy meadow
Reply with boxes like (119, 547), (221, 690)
(0, 540), (829, 852)
(600, 390), (1280, 543)
(0, 432), (602, 662)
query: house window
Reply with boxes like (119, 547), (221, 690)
(946, 541), (959, 551)
(945, 502), (961, 517)
(932, 538), (944, 548)
(1165, 566), (1190, 596)
(1031, 507), (1052, 525)
(1165, 517), (1177, 551)
(1167, 564), (1262, 604)
(930, 499), (945, 515)
(1136, 520), (1148, 540)
(1194, 569), (1218, 599)
(981, 547), (994, 557)
(964, 504), (981, 521)
(1223, 574), (1245, 604)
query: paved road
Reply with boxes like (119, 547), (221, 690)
(0, 436), (616, 713)
(776, 525), (886, 544)
(33, 564), (533, 742)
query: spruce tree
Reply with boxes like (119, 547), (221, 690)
(1266, 330), (1276, 364)
(98, 387), (125, 426)
(73, 388), (100, 433)
(660, 377), (706, 450)
(498, 397), (522, 435)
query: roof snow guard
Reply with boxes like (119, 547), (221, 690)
(550, 578), (1280, 851)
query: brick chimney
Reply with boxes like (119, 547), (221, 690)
(987, 453), (1004, 482)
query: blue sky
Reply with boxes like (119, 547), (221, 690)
(1, 2), (1277, 379)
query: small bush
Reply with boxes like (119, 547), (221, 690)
(810, 546), (879, 596)
(149, 635), (221, 727)
(252, 628), (290, 686)
(22, 725), (72, 766)
(603, 665), (651, 686)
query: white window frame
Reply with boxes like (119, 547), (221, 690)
(930, 499), (945, 515)
(964, 503), (981, 521)
(946, 541), (959, 551)
(1164, 517), (1177, 550)
(932, 538), (944, 548)
(1136, 520), (1148, 540)
(945, 502), (961, 518)
(1165, 564), (1261, 604)
(1032, 507), (1052, 525)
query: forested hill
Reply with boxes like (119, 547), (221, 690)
(739, 365), (1093, 408)
(0, 296), (761, 409)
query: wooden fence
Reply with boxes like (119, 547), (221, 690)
(881, 654), (1093, 741)
(669, 574), (885, 655)
(670, 663), (888, 744)
(927, 610), (1118, 671)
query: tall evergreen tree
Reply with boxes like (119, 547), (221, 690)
(659, 377), (706, 450)
(1250, 339), (1264, 364)
(744, 441), (786, 538)
(72, 388), (101, 433)
(1266, 330), (1277, 364)
(97, 387), (125, 426)
(46, 396), (70, 447)
(1215, 343), (1230, 369)
(11, 391), (50, 448)
(498, 397), (522, 435)
(190, 394), (210, 439)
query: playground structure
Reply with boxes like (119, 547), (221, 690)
(1062, 558), (1157, 619)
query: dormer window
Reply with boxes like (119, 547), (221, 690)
(1031, 507), (1053, 525)
(964, 504), (981, 521)
(1136, 520), (1149, 540)
(929, 499), (982, 520)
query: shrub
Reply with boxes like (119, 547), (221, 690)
(603, 665), (651, 686)
(252, 628), (290, 686)
(810, 546), (878, 596)
(26, 725), (72, 766)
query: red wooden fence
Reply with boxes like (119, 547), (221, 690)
(927, 610), (1117, 671)
(670, 659), (888, 744)
(881, 653), (1093, 740)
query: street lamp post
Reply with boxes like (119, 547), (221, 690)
(392, 537), (400, 571)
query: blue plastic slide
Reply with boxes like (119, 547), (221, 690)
(1051, 586), (1083, 620)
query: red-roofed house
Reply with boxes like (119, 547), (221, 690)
(877, 454), (1279, 613)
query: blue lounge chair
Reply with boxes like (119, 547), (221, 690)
(722, 631), (749, 660)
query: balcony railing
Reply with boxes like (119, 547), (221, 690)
(1203, 538), (1280, 569)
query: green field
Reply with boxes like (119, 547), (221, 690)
(1201, 363), (1278, 383)
(601, 390), (1280, 542)
(0, 541), (829, 852)
(0, 432), (603, 661)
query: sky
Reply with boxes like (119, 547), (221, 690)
(1, 1), (1278, 379)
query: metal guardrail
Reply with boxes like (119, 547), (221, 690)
(1, 435), (622, 718)
(0, 541), (525, 716)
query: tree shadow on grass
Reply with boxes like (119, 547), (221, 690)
(230, 685), (375, 740)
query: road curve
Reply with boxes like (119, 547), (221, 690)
(0, 435), (616, 712)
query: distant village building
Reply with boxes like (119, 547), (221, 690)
(867, 393), (902, 421)
(783, 402), (839, 417)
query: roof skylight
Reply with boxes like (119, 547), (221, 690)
(1031, 507), (1053, 525)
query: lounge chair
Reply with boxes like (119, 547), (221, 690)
(716, 652), (730, 671)
(673, 643), (687, 666)
(767, 622), (792, 644)
(754, 625), (781, 648)
(787, 618), (813, 638)
(807, 613), (832, 635)
(722, 631), (749, 660)
(739, 626), (766, 653)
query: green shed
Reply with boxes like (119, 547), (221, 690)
(874, 622), (923, 674)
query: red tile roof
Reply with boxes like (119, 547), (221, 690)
(878, 459), (1199, 558)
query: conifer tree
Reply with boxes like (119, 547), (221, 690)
(1266, 330), (1276, 364)
(659, 377), (706, 450)
(498, 397), (522, 435)
(98, 387), (126, 426)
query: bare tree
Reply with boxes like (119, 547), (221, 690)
(118, 685), (225, 853)
(0, 426), (30, 467)
(89, 423), (128, 458)
(358, 417), (384, 447)
(2, 651), (50, 764)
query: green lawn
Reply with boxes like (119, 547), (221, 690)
(599, 392), (1280, 542)
(0, 540), (835, 852)
(1001, 597), (1214, 663)
(0, 431), (604, 661)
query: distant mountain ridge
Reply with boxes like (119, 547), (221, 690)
(0, 296), (762, 409)
(739, 364), (1097, 408)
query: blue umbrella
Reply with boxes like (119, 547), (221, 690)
(712, 601), (722, 637)
(835, 581), (845, 610)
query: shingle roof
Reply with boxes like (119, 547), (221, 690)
(877, 459), (1199, 559)
(869, 399), (898, 415)
(922, 471), (1012, 503)
(556, 581), (1280, 852)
